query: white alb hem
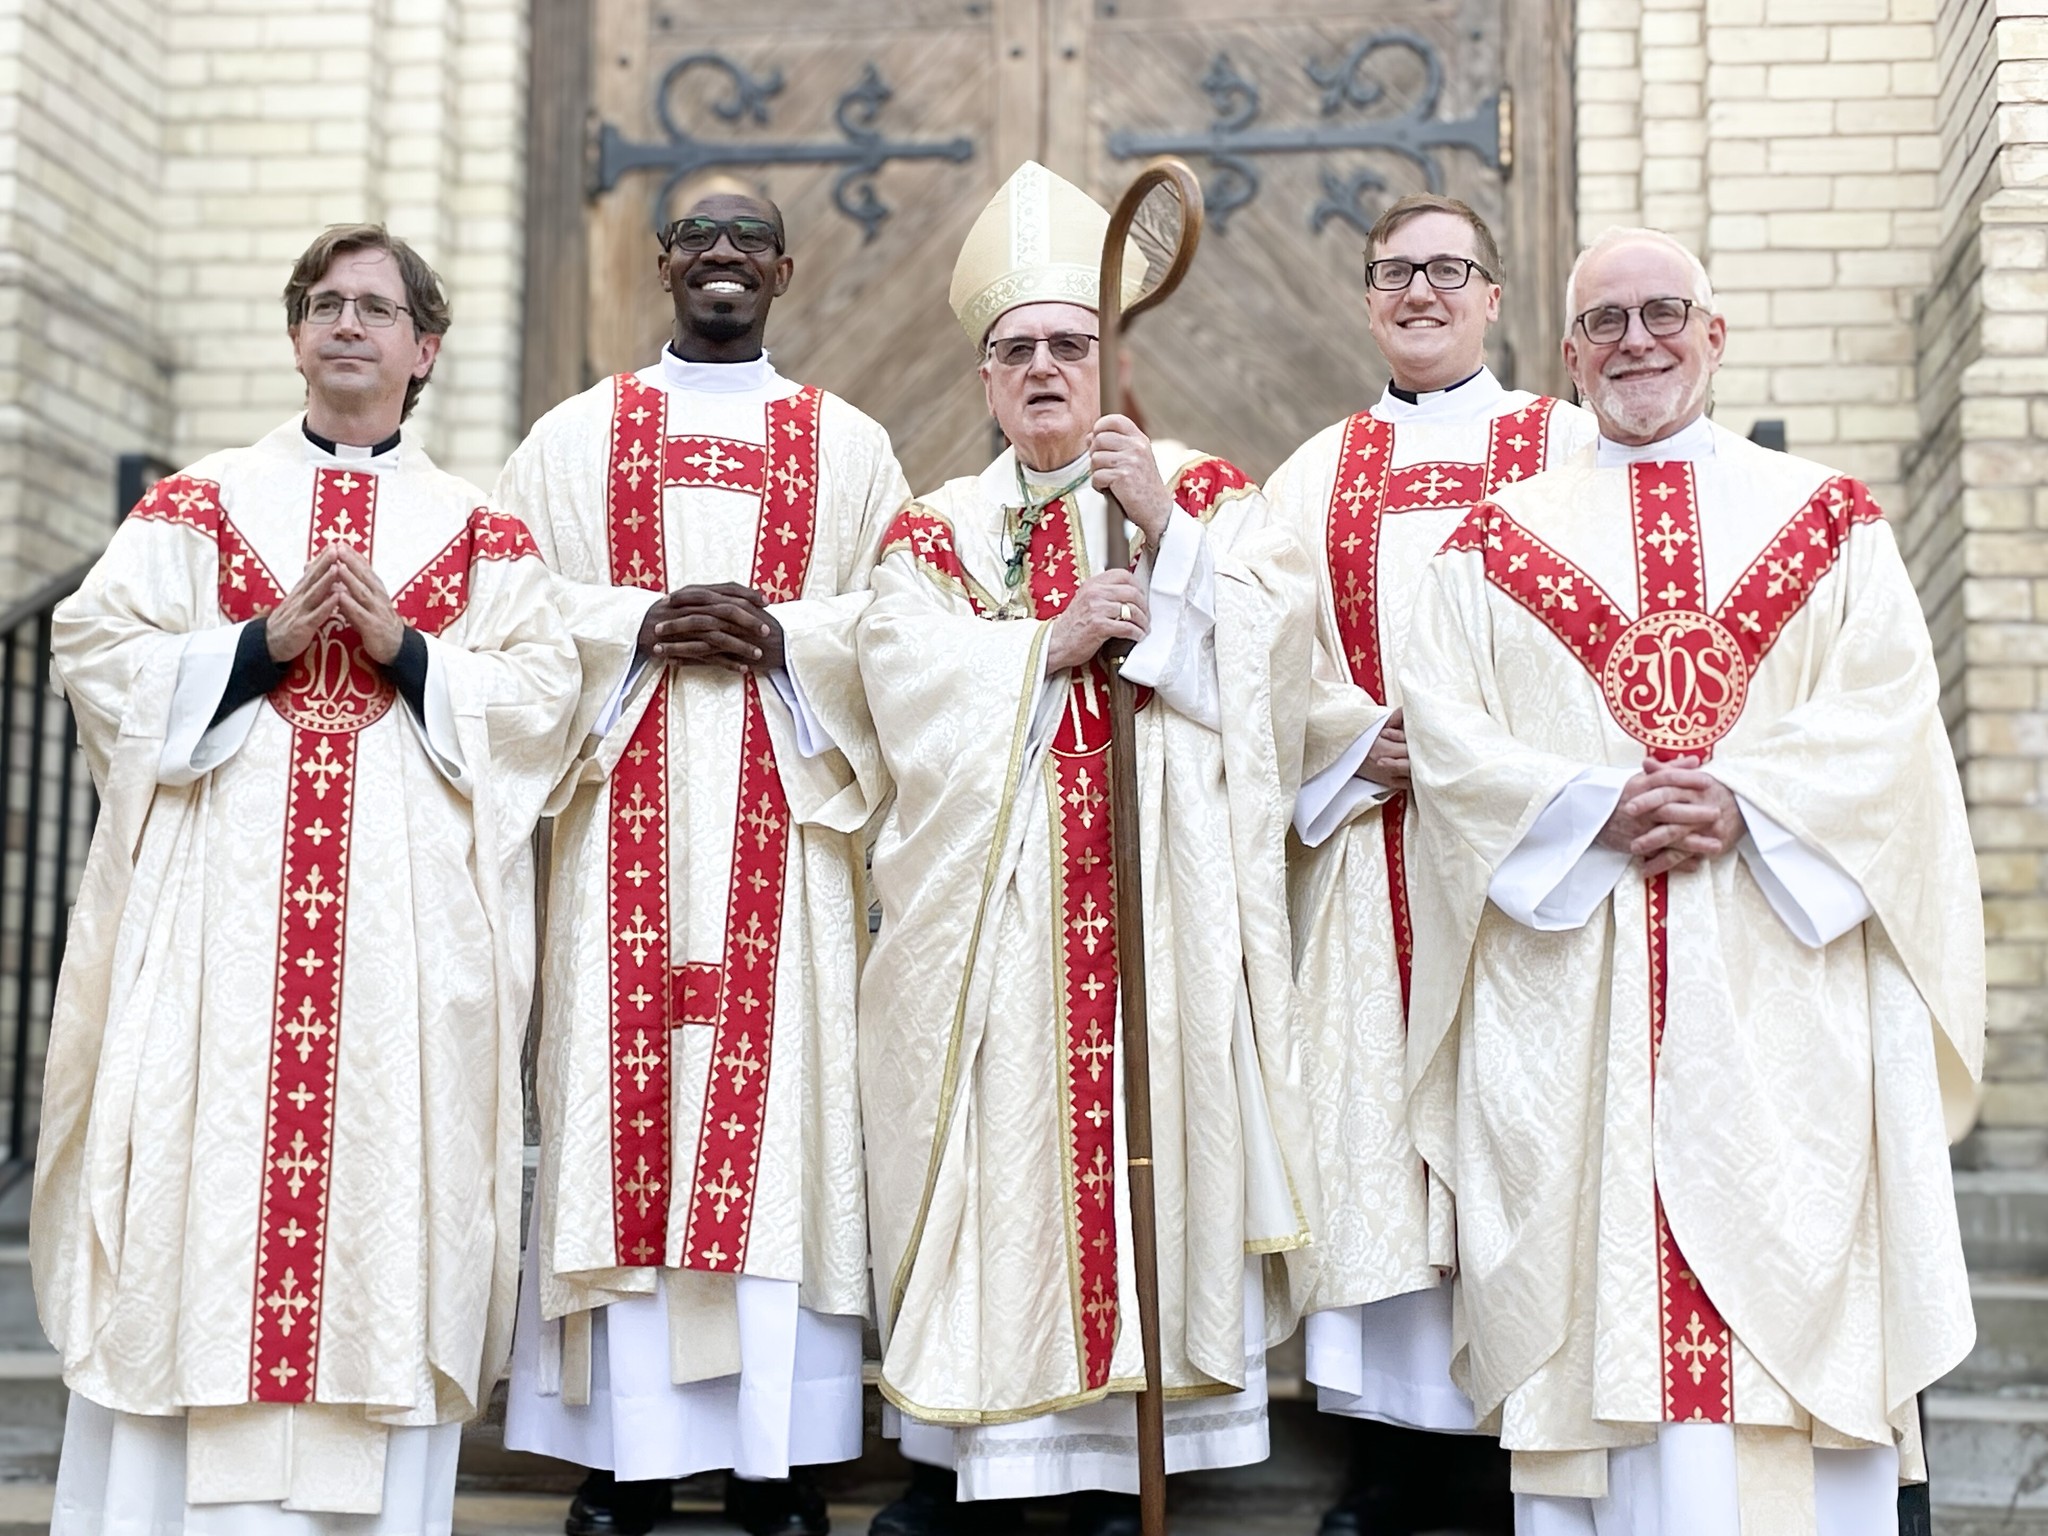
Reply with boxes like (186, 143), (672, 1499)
(1305, 1285), (1479, 1433)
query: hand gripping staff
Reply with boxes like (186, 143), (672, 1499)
(1094, 157), (1204, 1536)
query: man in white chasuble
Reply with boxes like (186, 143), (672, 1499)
(34, 224), (579, 1533)
(855, 159), (1336, 1536)
(1266, 194), (1595, 1536)
(495, 183), (909, 1536)
(1400, 226), (1983, 1535)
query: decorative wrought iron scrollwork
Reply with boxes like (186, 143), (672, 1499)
(595, 52), (975, 241)
(1106, 31), (1504, 236)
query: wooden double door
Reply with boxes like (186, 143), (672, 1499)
(525, 0), (1573, 489)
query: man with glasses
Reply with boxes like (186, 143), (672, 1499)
(1399, 225), (1982, 1532)
(495, 183), (910, 1536)
(1264, 193), (1594, 1536)
(854, 160), (1329, 1536)
(36, 223), (578, 1531)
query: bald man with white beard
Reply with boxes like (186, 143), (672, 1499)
(1398, 227), (1982, 1535)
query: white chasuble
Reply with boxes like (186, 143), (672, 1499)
(1269, 375), (1596, 1431)
(494, 356), (907, 1478)
(1399, 422), (1982, 1513)
(857, 445), (1320, 1497)
(33, 420), (578, 1520)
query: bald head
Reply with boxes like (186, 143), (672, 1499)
(657, 190), (794, 363)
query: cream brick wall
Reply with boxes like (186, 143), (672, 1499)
(0, 0), (528, 597)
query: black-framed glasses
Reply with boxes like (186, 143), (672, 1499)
(1364, 255), (1492, 292)
(663, 216), (783, 254)
(987, 332), (1098, 368)
(1574, 297), (1699, 344)
(303, 291), (413, 328)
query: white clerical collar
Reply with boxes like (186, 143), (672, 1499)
(659, 346), (781, 394)
(1595, 414), (1717, 467)
(1371, 366), (1505, 426)
(301, 417), (400, 461)
(977, 445), (1094, 507)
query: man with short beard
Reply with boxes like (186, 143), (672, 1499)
(1399, 226), (1983, 1532)
(1265, 193), (1593, 1536)
(496, 185), (910, 1536)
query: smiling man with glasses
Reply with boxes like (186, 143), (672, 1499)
(1263, 192), (1596, 1536)
(852, 160), (1324, 1536)
(36, 222), (579, 1534)
(494, 182), (910, 1536)
(1399, 226), (1983, 1534)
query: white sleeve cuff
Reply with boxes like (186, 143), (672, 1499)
(767, 665), (837, 758)
(1489, 765), (1634, 930)
(593, 652), (651, 740)
(1293, 712), (1394, 847)
(159, 623), (262, 785)
(1121, 514), (1220, 729)
(402, 634), (470, 794)
(1731, 793), (1873, 948)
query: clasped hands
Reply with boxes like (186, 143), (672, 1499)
(1595, 755), (1746, 876)
(639, 582), (785, 674)
(265, 541), (406, 664)
(1044, 414), (1172, 673)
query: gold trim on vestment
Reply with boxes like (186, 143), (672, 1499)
(888, 619), (1052, 1320)
(1047, 759), (1090, 1389)
(879, 1364), (1246, 1427)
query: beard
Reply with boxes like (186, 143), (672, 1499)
(1587, 363), (1708, 443)
(690, 306), (755, 344)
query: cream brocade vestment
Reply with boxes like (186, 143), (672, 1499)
(32, 421), (577, 1515)
(857, 443), (1326, 1491)
(495, 357), (908, 1441)
(1399, 422), (1983, 1502)
(1266, 377), (1598, 1431)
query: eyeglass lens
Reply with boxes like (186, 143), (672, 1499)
(1366, 258), (1479, 292)
(989, 333), (1097, 367)
(1579, 298), (1693, 343)
(669, 217), (780, 254)
(306, 292), (402, 326)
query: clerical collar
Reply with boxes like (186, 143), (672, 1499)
(302, 419), (400, 460)
(1372, 367), (1505, 426)
(1018, 448), (1090, 492)
(660, 346), (779, 394)
(1595, 414), (1717, 468)
(1387, 367), (1484, 406)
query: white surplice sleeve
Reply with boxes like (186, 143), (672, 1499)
(1487, 765), (1634, 929)
(1122, 511), (1220, 728)
(1292, 713), (1392, 847)
(158, 622), (264, 784)
(1728, 792), (1873, 947)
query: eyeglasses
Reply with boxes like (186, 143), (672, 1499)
(1364, 256), (1492, 292)
(987, 333), (1098, 368)
(303, 291), (413, 328)
(663, 216), (783, 254)
(1574, 297), (1699, 344)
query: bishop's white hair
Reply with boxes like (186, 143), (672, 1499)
(1564, 226), (1716, 332)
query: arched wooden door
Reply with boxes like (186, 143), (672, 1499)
(523, 0), (1572, 487)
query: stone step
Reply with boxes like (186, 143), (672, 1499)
(1944, 1274), (2048, 1393)
(1955, 1170), (2048, 1275)
(1926, 1389), (2048, 1513)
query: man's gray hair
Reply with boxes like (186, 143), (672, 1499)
(1564, 226), (1716, 332)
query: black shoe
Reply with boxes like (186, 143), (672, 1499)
(565, 1470), (671, 1536)
(726, 1471), (830, 1536)
(1067, 1490), (1141, 1536)
(868, 1465), (958, 1536)
(1316, 1483), (1413, 1536)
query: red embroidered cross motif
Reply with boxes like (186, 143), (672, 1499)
(1325, 402), (1561, 1014)
(601, 372), (823, 1273)
(1448, 461), (1883, 1424)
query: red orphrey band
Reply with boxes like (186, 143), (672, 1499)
(1323, 400), (1558, 1013)
(603, 371), (823, 1273)
(1442, 460), (1884, 1423)
(131, 468), (539, 1404)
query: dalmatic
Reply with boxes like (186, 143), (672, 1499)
(498, 364), (910, 1354)
(33, 420), (575, 1510)
(1266, 384), (1596, 1316)
(1399, 423), (1982, 1489)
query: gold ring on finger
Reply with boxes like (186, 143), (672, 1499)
(1118, 602), (1131, 623)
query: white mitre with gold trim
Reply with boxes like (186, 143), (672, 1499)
(949, 160), (1147, 346)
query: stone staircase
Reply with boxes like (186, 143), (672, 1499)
(3, 1168), (2044, 1532)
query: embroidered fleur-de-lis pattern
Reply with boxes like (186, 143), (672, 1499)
(601, 373), (823, 1274)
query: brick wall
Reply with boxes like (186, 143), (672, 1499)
(0, 0), (528, 596)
